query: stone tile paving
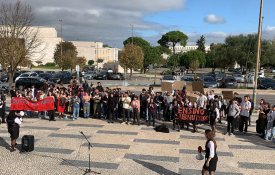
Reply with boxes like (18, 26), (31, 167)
(0, 114), (275, 175)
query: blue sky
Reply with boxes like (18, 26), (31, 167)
(20, 0), (275, 47)
(142, 0), (275, 45)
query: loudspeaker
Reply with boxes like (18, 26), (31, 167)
(155, 124), (170, 133)
(21, 135), (34, 152)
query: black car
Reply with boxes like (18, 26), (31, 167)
(107, 73), (125, 80)
(258, 78), (275, 89)
(39, 73), (53, 81)
(95, 72), (108, 80)
(33, 70), (44, 75)
(0, 74), (8, 82)
(15, 77), (46, 90)
(220, 76), (238, 88)
(49, 73), (71, 84)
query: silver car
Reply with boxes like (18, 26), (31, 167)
(84, 71), (96, 80)
(233, 74), (245, 83)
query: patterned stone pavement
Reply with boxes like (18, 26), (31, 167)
(0, 114), (275, 175)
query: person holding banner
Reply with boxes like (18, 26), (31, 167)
(201, 129), (218, 175)
(48, 91), (56, 121)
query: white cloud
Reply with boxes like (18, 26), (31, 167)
(10, 0), (185, 47)
(204, 14), (226, 24)
(262, 26), (275, 40)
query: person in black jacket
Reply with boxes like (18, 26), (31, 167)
(107, 93), (117, 123)
(7, 111), (23, 152)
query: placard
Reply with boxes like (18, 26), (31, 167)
(222, 91), (234, 100)
(161, 82), (173, 92)
(192, 81), (204, 94)
(176, 107), (208, 124)
(173, 81), (186, 91)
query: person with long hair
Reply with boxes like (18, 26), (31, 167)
(48, 91), (56, 121)
(226, 100), (240, 136)
(201, 129), (218, 175)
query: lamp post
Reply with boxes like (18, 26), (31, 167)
(154, 63), (158, 86)
(59, 19), (63, 70)
(253, 0), (264, 105)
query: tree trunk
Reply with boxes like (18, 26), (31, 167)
(8, 71), (15, 90)
(130, 68), (133, 79)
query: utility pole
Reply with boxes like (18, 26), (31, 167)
(96, 42), (98, 72)
(253, 0), (264, 105)
(131, 24), (134, 45)
(59, 19), (63, 71)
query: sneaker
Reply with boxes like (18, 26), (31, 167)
(224, 132), (229, 135)
(231, 133), (235, 136)
(121, 122), (126, 124)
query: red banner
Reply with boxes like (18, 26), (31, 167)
(176, 107), (208, 123)
(10, 97), (55, 111)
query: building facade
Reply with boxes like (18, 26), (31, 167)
(30, 26), (119, 67)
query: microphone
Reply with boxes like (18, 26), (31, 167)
(80, 131), (83, 135)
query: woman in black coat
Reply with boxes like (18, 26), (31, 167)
(107, 93), (117, 123)
(6, 111), (23, 152)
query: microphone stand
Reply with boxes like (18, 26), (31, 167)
(80, 131), (100, 174)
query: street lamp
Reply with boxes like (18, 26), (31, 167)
(154, 63), (158, 86)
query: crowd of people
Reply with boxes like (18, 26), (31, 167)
(1, 79), (275, 142)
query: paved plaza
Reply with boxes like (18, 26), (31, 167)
(0, 114), (275, 175)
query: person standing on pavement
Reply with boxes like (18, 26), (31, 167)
(48, 91), (56, 121)
(10, 86), (16, 98)
(239, 95), (251, 133)
(0, 92), (6, 124)
(131, 95), (140, 125)
(82, 91), (91, 118)
(225, 100), (240, 136)
(72, 93), (80, 120)
(107, 93), (116, 123)
(122, 92), (131, 124)
(201, 129), (218, 175)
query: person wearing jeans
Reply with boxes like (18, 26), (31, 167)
(131, 96), (140, 125)
(72, 94), (80, 120)
(82, 92), (91, 118)
(122, 93), (131, 124)
(239, 95), (251, 133)
(226, 100), (240, 135)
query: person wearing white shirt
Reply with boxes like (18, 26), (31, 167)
(121, 93), (131, 124)
(239, 95), (251, 133)
(201, 129), (218, 175)
(197, 93), (207, 109)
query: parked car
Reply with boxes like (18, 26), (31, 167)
(0, 82), (9, 94)
(220, 76), (238, 89)
(202, 76), (218, 88)
(95, 72), (108, 80)
(233, 74), (245, 83)
(228, 67), (235, 72)
(258, 78), (275, 89)
(161, 75), (182, 83)
(15, 72), (39, 82)
(32, 70), (44, 75)
(38, 73), (53, 81)
(49, 73), (71, 84)
(0, 74), (8, 82)
(181, 76), (194, 82)
(107, 73), (125, 80)
(215, 72), (226, 81)
(15, 77), (46, 90)
(83, 71), (97, 80)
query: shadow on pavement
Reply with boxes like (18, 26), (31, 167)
(0, 137), (11, 150)
(133, 159), (179, 175)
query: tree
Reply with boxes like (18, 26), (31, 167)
(97, 59), (104, 63)
(119, 44), (144, 78)
(54, 41), (78, 70)
(179, 50), (205, 70)
(196, 35), (206, 52)
(143, 46), (162, 71)
(0, 1), (42, 87)
(167, 54), (180, 71)
(73, 57), (87, 69)
(88, 60), (94, 66)
(190, 59), (200, 74)
(123, 37), (156, 72)
(158, 31), (188, 54)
